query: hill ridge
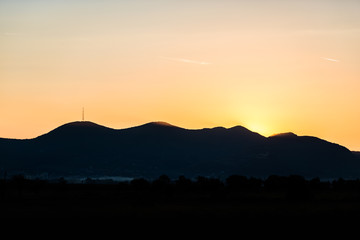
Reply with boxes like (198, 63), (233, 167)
(0, 120), (358, 179)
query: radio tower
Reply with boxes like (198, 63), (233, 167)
(82, 107), (85, 121)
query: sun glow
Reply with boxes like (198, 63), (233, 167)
(246, 122), (271, 137)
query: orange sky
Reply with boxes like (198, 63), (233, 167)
(1, 0), (360, 150)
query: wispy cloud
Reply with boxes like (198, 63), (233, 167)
(321, 57), (340, 62)
(160, 56), (211, 65)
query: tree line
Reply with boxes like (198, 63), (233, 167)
(2, 174), (360, 196)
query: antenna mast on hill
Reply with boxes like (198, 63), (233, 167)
(82, 107), (84, 121)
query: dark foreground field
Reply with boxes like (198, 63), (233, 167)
(2, 175), (360, 219)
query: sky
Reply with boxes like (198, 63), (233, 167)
(1, 0), (360, 150)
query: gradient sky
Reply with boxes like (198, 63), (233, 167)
(1, 0), (360, 150)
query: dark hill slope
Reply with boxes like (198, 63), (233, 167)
(261, 134), (357, 178)
(0, 121), (358, 178)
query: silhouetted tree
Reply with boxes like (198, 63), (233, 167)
(309, 177), (321, 190)
(58, 177), (67, 185)
(332, 178), (360, 192)
(248, 177), (263, 192)
(11, 174), (26, 198)
(196, 176), (224, 193)
(84, 177), (94, 184)
(152, 174), (172, 194)
(309, 177), (330, 192)
(130, 178), (150, 191)
(175, 175), (193, 192)
(332, 178), (347, 191)
(117, 181), (130, 192)
(226, 175), (248, 191)
(347, 179), (360, 192)
(226, 175), (263, 192)
(286, 175), (312, 201)
(264, 175), (288, 192)
(153, 174), (171, 185)
(28, 178), (48, 195)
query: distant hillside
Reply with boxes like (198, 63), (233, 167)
(0, 121), (359, 179)
(353, 151), (360, 158)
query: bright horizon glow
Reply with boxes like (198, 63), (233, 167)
(1, 0), (360, 151)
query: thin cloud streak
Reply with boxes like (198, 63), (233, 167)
(321, 57), (340, 62)
(160, 56), (211, 65)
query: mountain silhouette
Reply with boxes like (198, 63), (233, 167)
(270, 132), (298, 138)
(0, 121), (359, 179)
